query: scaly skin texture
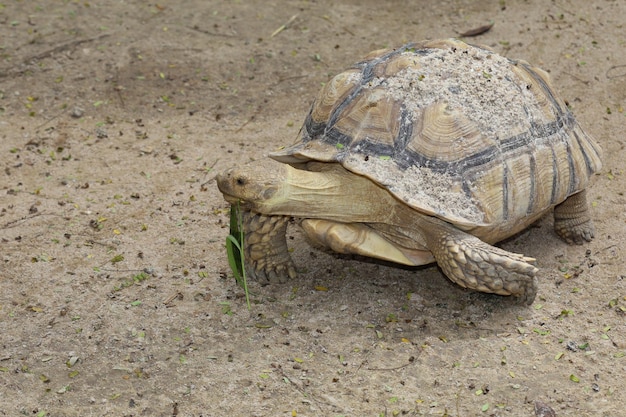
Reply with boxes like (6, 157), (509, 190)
(241, 211), (296, 284)
(417, 216), (538, 305)
(554, 190), (595, 244)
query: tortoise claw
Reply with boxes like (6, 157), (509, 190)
(246, 258), (297, 285)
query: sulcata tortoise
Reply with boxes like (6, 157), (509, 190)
(217, 38), (602, 305)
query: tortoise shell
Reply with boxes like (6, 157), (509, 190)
(271, 38), (602, 232)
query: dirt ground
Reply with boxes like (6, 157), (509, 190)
(1, 1), (625, 416)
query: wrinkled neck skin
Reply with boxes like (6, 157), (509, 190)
(217, 160), (395, 223)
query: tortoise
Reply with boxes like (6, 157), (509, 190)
(217, 38), (602, 305)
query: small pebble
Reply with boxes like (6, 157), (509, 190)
(71, 107), (84, 118)
(534, 401), (556, 417)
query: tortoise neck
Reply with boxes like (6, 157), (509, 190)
(259, 163), (395, 223)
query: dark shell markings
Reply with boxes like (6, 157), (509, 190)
(273, 39), (602, 234)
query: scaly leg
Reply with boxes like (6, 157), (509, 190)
(242, 211), (296, 284)
(419, 216), (538, 305)
(554, 189), (595, 245)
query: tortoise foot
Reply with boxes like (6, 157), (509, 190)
(554, 190), (595, 245)
(554, 219), (595, 245)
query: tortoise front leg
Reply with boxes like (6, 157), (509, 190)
(553, 189), (595, 245)
(419, 216), (538, 305)
(242, 211), (297, 284)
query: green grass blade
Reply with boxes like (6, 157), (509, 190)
(225, 235), (243, 281)
(226, 204), (244, 278)
(229, 203), (243, 240)
(225, 202), (250, 309)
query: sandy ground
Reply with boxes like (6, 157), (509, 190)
(1, 1), (626, 416)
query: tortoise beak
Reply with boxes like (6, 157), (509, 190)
(216, 168), (240, 203)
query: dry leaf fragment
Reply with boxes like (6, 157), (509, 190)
(459, 22), (494, 37)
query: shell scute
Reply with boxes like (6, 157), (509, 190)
(271, 39), (602, 229)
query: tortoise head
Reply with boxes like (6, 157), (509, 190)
(218, 159), (400, 223)
(216, 159), (286, 211)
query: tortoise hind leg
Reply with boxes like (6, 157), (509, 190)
(419, 216), (538, 305)
(242, 211), (297, 284)
(554, 189), (595, 244)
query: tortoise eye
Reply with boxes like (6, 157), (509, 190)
(236, 177), (246, 186)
